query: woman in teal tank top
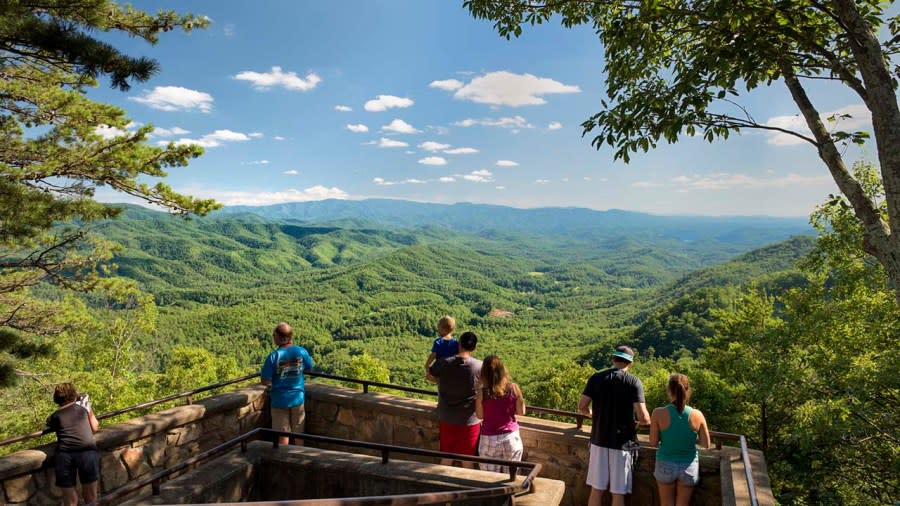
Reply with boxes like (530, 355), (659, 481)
(649, 373), (711, 506)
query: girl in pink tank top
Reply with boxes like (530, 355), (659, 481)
(475, 355), (526, 473)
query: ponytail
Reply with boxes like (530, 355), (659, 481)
(668, 373), (691, 413)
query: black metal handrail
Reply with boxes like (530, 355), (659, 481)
(0, 373), (259, 448)
(89, 428), (542, 506)
(5, 371), (758, 505)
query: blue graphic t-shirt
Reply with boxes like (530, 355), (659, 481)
(431, 337), (459, 359)
(260, 345), (314, 409)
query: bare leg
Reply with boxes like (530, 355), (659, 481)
(657, 480), (677, 506)
(675, 482), (695, 506)
(440, 458), (453, 466)
(277, 436), (290, 446)
(82, 481), (99, 504)
(588, 487), (603, 506)
(611, 493), (626, 506)
(61, 487), (78, 506)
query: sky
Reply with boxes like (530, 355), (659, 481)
(88, 1), (874, 217)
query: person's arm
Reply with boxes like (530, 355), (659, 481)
(424, 352), (439, 382)
(513, 383), (526, 416)
(303, 349), (314, 372)
(260, 354), (273, 386)
(649, 408), (661, 447)
(88, 409), (100, 433)
(635, 402), (651, 426)
(695, 410), (712, 449)
(577, 394), (592, 417)
(475, 388), (484, 420)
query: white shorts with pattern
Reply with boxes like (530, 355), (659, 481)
(478, 430), (524, 473)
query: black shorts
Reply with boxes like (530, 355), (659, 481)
(55, 449), (100, 488)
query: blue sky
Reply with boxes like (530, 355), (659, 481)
(89, 1), (872, 217)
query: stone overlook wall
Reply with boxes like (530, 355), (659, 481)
(0, 385), (267, 505)
(0, 381), (771, 505)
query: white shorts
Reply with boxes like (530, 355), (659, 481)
(586, 443), (633, 495)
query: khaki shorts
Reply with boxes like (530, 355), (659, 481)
(271, 404), (306, 435)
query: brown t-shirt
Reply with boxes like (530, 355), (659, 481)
(46, 403), (96, 452)
(430, 355), (482, 425)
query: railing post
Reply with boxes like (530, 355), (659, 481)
(509, 466), (517, 481)
(241, 440), (247, 453)
(186, 394), (193, 405)
(363, 382), (369, 394)
(152, 478), (161, 496)
(381, 448), (389, 464)
(716, 436), (722, 450)
(576, 414), (584, 429)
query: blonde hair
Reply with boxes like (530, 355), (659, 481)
(437, 316), (456, 337)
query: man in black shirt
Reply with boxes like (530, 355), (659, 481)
(578, 345), (650, 506)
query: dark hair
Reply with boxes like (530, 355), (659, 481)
(668, 373), (692, 413)
(612, 345), (636, 364)
(481, 355), (511, 399)
(459, 331), (478, 351)
(273, 322), (293, 345)
(53, 383), (78, 406)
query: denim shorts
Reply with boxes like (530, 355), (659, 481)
(654, 458), (699, 486)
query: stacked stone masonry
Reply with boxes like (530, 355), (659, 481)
(0, 381), (771, 505)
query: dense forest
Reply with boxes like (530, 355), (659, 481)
(6, 196), (898, 504)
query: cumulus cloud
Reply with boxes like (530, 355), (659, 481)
(496, 160), (519, 167)
(548, 122), (563, 130)
(381, 118), (420, 134)
(234, 66), (321, 91)
(454, 116), (533, 129)
(346, 124), (369, 133)
(427, 125), (451, 135)
(496, 186), (506, 190)
(373, 177), (426, 186)
(765, 104), (871, 146)
(335, 105), (353, 112)
(443, 147), (478, 155)
(274, 136), (286, 141)
(151, 126), (190, 137)
(94, 124), (130, 139)
(419, 141), (451, 152)
(168, 129), (252, 148)
(671, 172), (832, 190)
(439, 71), (580, 106)
(187, 185), (348, 205)
(463, 169), (493, 183)
(246, 160), (269, 165)
(248, 132), (263, 138)
(535, 179), (550, 184)
(429, 79), (464, 91)
(418, 156), (448, 166)
(130, 86), (214, 112)
(375, 137), (409, 148)
(283, 170), (299, 175)
(632, 181), (663, 188)
(364, 95), (414, 112)
(439, 176), (456, 183)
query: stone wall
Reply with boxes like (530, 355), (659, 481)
(0, 385), (267, 505)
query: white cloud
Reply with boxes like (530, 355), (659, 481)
(427, 125), (451, 135)
(443, 147), (478, 155)
(381, 118), (420, 134)
(463, 169), (493, 183)
(667, 172), (832, 191)
(535, 179), (550, 184)
(496, 160), (519, 167)
(419, 141), (451, 152)
(131, 86), (214, 112)
(419, 156), (448, 166)
(405, 150), (416, 155)
(170, 129), (252, 148)
(364, 95), (414, 112)
(248, 132), (263, 138)
(584, 176), (592, 182)
(454, 116), (533, 129)
(95, 124), (129, 139)
(429, 79), (464, 91)
(335, 105), (353, 112)
(346, 124), (369, 133)
(234, 66), (321, 91)
(223, 24), (235, 37)
(373, 177), (426, 186)
(632, 181), (662, 188)
(765, 104), (870, 146)
(444, 71), (580, 106)
(376, 137), (409, 148)
(274, 136), (286, 141)
(439, 176), (456, 183)
(247, 160), (269, 165)
(188, 185), (348, 205)
(151, 126), (190, 137)
(496, 186), (506, 190)
(283, 170), (299, 175)
(548, 121), (563, 130)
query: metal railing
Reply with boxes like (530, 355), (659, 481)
(88, 427), (542, 506)
(3, 371), (758, 505)
(0, 373), (258, 448)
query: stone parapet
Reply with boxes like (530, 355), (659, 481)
(0, 385), (267, 505)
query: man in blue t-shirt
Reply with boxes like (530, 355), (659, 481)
(260, 322), (314, 445)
